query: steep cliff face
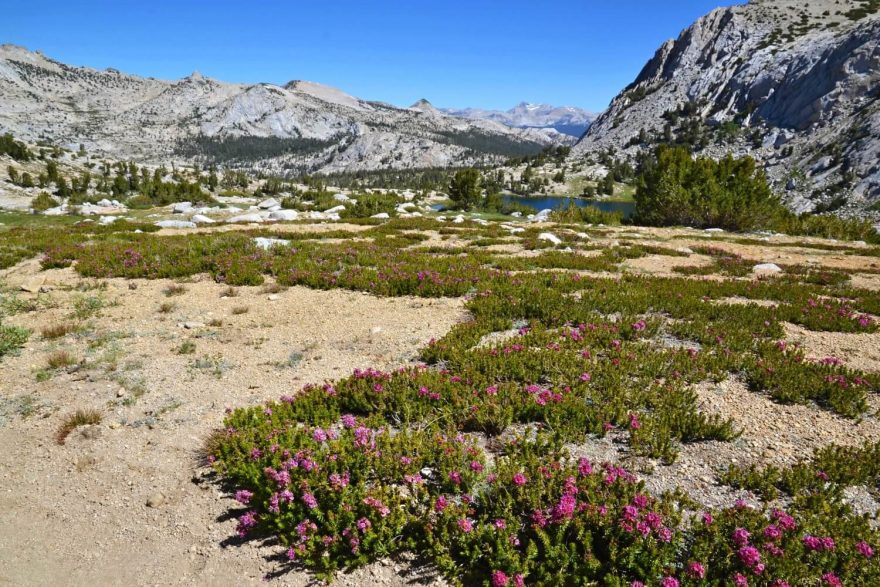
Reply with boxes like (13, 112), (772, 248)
(0, 45), (564, 174)
(575, 0), (880, 215)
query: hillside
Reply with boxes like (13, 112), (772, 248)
(0, 45), (565, 176)
(573, 0), (880, 217)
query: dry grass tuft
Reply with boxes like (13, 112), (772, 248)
(41, 322), (78, 340)
(196, 428), (227, 466)
(55, 409), (102, 445)
(46, 349), (76, 369)
(163, 284), (187, 297)
(231, 305), (249, 315)
(158, 301), (177, 314)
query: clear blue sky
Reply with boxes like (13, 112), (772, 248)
(2, 1), (738, 112)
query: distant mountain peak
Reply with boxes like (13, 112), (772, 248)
(439, 102), (596, 137)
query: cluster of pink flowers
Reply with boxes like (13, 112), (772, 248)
(857, 541), (875, 558)
(803, 534), (836, 552)
(524, 383), (563, 406)
(234, 489), (253, 504)
(490, 570), (525, 586)
(352, 367), (387, 379)
(417, 386), (441, 400)
(329, 471), (350, 491)
(363, 496), (391, 517)
(236, 510), (258, 537)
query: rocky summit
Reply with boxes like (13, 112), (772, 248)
(574, 0), (880, 216)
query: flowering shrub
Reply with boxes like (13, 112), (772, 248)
(211, 400), (880, 585)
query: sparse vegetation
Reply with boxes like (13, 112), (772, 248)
(55, 409), (102, 445)
(41, 322), (78, 340)
(46, 349), (76, 370)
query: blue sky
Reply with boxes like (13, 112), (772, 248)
(2, 1), (737, 112)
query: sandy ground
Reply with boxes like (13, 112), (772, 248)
(1, 222), (879, 586)
(0, 262), (464, 587)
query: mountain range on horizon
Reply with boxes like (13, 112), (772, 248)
(0, 43), (575, 175)
(438, 102), (596, 138)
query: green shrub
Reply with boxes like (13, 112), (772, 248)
(31, 192), (60, 212)
(0, 324), (29, 359)
(634, 146), (781, 231)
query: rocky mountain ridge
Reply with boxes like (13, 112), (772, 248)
(0, 45), (566, 175)
(574, 0), (880, 216)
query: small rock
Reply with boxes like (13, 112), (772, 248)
(20, 277), (44, 293)
(183, 322), (205, 330)
(146, 492), (165, 508)
(267, 294), (280, 301)
(753, 263), (782, 274)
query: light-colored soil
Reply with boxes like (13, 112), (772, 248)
(783, 322), (880, 372)
(0, 261), (464, 587)
(622, 253), (713, 276)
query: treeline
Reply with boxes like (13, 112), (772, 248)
(174, 134), (341, 165)
(435, 130), (545, 158)
(314, 167), (457, 192)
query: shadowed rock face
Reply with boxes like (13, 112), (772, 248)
(575, 0), (880, 216)
(0, 45), (566, 175)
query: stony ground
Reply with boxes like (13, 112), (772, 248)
(1, 221), (878, 586)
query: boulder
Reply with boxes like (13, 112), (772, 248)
(258, 198), (279, 209)
(155, 220), (196, 229)
(332, 193), (350, 202)
(538, 232), (562, 245)
(753, 263), (783, 274)
(172, 202), (193, 213)
(254, 237), (290, 250)
(227, 214), (264, 224)
(269, 209), (299, 221)
(371, 212), (390, 219)
(191, 214), (215, 224)
(325, 205), (346, 215)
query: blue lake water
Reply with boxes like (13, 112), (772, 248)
(502, 195), (635, 218)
